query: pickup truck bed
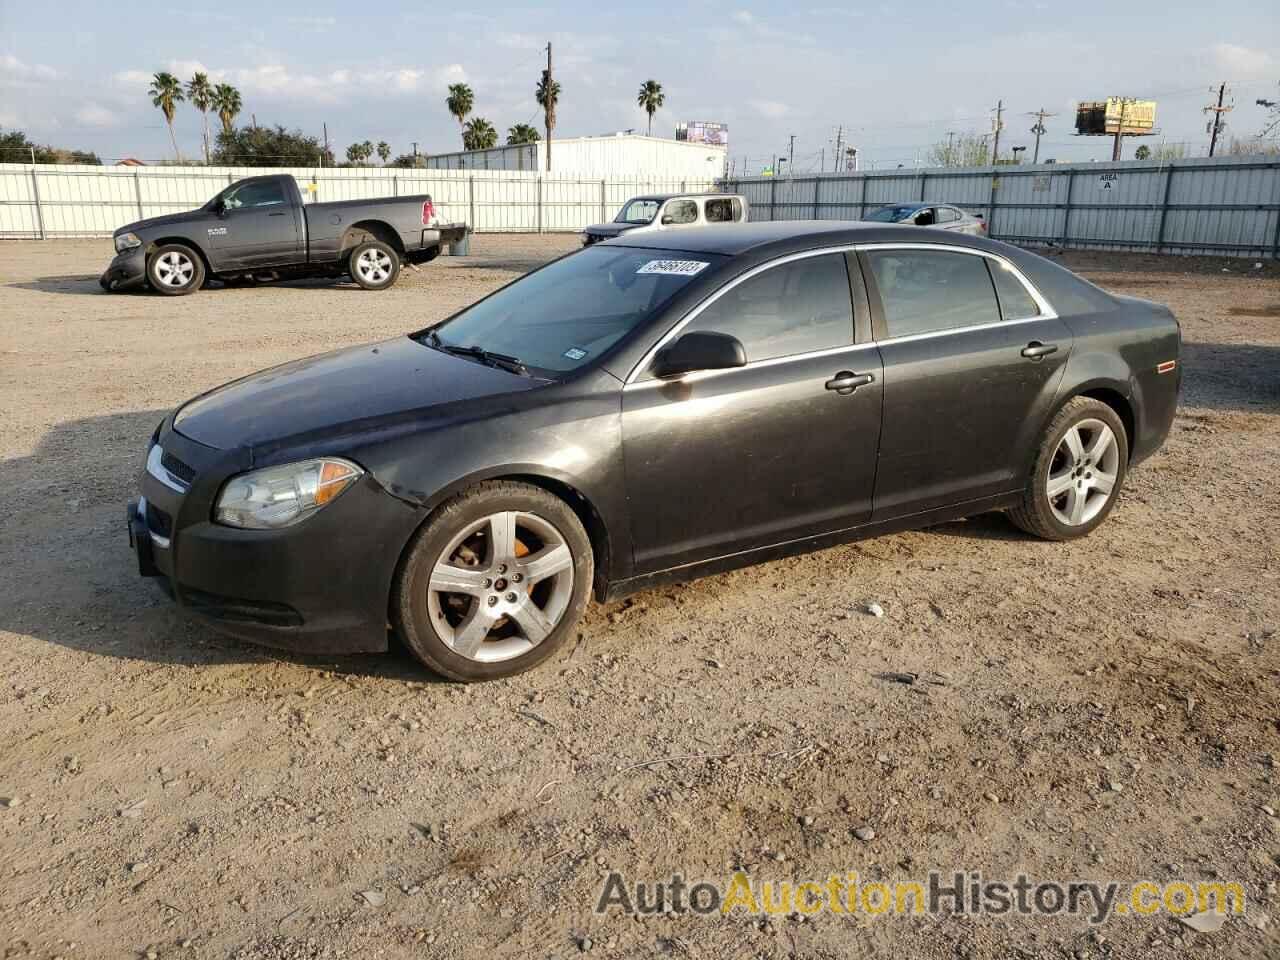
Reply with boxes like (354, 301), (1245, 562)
(101, 174), (468, 295)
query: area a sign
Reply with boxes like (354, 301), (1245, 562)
(1098, 172), (1119, 191)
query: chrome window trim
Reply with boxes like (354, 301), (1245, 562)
(146, 444), (190, 494)
(624, 240), (1057, 385)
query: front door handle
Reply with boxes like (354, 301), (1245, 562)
(825, 371), (875, 395)
(1021, 341), (1058, 360)
(268, 211), (286, 217)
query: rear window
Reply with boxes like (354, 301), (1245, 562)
(988, 258), (1041, 320)
(867, 249), (1000, 337)
(425, 246), (723, 374)
(865, 205), (919, 223)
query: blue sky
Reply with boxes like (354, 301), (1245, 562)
(1, 0), (1277, 169)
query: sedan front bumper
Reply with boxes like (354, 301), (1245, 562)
(100, 247), (147, 291)
(128, 426), (419, 655)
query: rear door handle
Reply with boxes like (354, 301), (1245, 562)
(825, 371), (875, 395)
(268, 211), (286, 217)
(1021, 341), (1058, 360)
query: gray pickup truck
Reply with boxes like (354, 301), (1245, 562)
(100, 174), (468, 295)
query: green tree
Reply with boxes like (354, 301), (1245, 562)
(376, 140), (391, 164)
(392, 152), (428, 168)
(636, 79), (665, 136)
(446, 83), (474, 147)
(506, 123), (541, 145)
(213, 125), (332, 166)
(1149, 142), (1188, 162)
(0, 128), (100, 164)
(212, 83), (242, 137)
(1133, 144), (1151, 160)
(536, 71), (560, 170)
(462, 117), (497, 151)
(149, 71), (185, 162)
(186, 72), (214, 163)
(925, 131), (990, 167)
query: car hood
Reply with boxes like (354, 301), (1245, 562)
(116, 209), (207, 236)
(583, 222), (640, 238)
(173, 335), (541, 451)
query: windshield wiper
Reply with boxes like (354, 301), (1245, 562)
(423, 331), (530, 376)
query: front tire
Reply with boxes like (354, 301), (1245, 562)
(1009, 397), (1128, 540)
(392, 482), (593, 681)
(348, 240), (400, 290)
(147, 244), (204, 296)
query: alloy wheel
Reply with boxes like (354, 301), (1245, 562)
(154, 251), (194, 287)
(426, 511), (575, 663)
(355, 248), (394, 284)
(1046, 418), (1120, 526)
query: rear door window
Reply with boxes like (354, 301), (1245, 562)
(987, 258), (1042, 320)
(866, 249), (1000, 337)
(676, 253), (854, 364)
(936, 207), (961, 223)
(704, 198), (735, 222)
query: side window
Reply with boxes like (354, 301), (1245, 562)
(730, 198), (744, 221)
(678, 254), (854, 364)
(704, 198), (734, 223)
(987, 258), (1042, 320)
(224, 180), (286, 210)
(937, 207), (961, 223)
(663, 200), (698, 225)
(866, 249), (1000, 338)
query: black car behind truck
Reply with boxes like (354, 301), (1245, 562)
(100, 174), (468, 295)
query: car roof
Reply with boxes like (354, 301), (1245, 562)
(601, 220), (998, 257)
(625, 193), (742, 203)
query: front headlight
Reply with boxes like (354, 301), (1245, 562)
(214, 458), (363, 530)
(114, 232), (142, 253)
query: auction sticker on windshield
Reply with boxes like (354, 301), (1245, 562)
(636, 259), (710, 277)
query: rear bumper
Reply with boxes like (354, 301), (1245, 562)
(100, 248), (147, 291)
(127, 427), (418, 655)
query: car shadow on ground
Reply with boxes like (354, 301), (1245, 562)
(1180, 341), (1280, 413)
(6, 275), (110, 295)
(0, 408), (441, 683)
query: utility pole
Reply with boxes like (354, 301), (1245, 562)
(1204, 82), (1231, 157)
(990, 99), (1004, 164)
(1110, 98), (1131, 161)
(322, 122), (328, 166)
(945, 131), (957, 165)
(788, 134), (796, 175)
(832, 125), (843, 172)
(544, 42), (553, 172)
(1028, 107), (1055, 164)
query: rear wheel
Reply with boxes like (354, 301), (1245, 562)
(148, 244), (204, 296)
(348, 240), (400, 290)
(392, 482), (593, 681)
(1009, 397), (1128, 540)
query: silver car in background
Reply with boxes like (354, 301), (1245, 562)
(864, 202), (987, 235)
(581, 193), (749, 246)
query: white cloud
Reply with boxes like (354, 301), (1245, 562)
(748, 99), (790, 119)
(0, 54), (57, 83)
(1211, 42), (1274, 78)
(74, 102), (118, 127)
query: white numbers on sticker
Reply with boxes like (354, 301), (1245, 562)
(636, 260), (709, 277)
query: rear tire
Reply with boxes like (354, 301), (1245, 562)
(392, 481), (593, 682)
(147, 244), (204, 296)
(1009, 397), (1128, 540)
(348, 240), (400, 290)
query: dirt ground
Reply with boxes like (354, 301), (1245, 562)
(0, 235), (1277, 960)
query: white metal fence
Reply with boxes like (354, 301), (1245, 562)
(0, 163), (717, 238)
(726, 155), (1280, 258)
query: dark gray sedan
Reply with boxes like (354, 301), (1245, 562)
(129, 222), (1180, 681)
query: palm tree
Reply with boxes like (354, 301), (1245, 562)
(506, 123), (541, 146)
(636, 80), (665, 137)
(535, 71), (560, 170)
(149, 72), (185, 162)
(186, 72), (213, 163)
(462, 117), (497, 151)
(446, 83), (474, 147)
(376, 140), (390, 164)
(212, 83), (242, 137)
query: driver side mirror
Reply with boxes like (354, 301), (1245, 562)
(660, 214), (674, 225)
(213, 199), (228, 217)
(651, 331), (747, 379)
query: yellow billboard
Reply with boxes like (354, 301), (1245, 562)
(1075, 99), (1157, 136)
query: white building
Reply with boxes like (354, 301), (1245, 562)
(423, 133), (727, 180)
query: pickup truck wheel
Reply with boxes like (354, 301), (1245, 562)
(147, 244), (204, 296)
(349, 240), (400, 290)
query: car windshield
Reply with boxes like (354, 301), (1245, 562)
(866, 205), (920, 223)
(421, 246), (723, 375)
(615, 199), (660, 224)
